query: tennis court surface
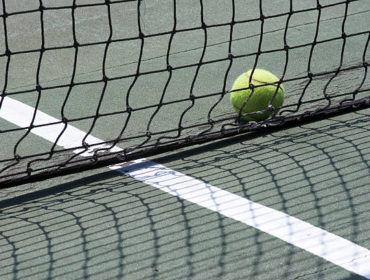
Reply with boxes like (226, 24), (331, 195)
(1, 0), (370, 279)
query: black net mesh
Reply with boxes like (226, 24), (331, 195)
(0, 0), (369, 187)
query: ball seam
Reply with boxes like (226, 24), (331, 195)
(244, 72), (281, 87)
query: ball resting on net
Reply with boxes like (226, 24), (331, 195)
(230, 69), (284, 121)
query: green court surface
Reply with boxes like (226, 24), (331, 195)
(1, 0), (370, 279)
(1, 109), (370, 279)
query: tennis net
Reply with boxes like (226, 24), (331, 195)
(0, 0), (369, 187)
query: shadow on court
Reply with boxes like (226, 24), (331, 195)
(1, 110), (370, 280)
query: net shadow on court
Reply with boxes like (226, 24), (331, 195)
(1, 110), (369, 280)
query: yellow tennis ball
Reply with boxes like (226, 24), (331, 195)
(230, 69), (284, 121)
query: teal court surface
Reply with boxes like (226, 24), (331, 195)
(1, 0), (370, 279)
(1, 109), (370, 279)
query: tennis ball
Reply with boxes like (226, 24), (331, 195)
(230, 69), (284, 121)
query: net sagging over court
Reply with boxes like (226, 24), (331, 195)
(0, 0), (369, 186)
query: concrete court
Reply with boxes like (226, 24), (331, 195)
(1, 108), (370, 279)
(1, 0), (370, 279)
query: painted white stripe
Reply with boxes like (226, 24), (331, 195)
(0, 97), (121, 156)
(111, 159), (370, 278)
(1, 96), (370, 278)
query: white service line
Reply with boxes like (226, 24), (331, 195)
(1, 96), (370, 278)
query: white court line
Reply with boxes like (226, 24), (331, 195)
(0, 97), (121, 157)
(1, 96), (370, 278)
